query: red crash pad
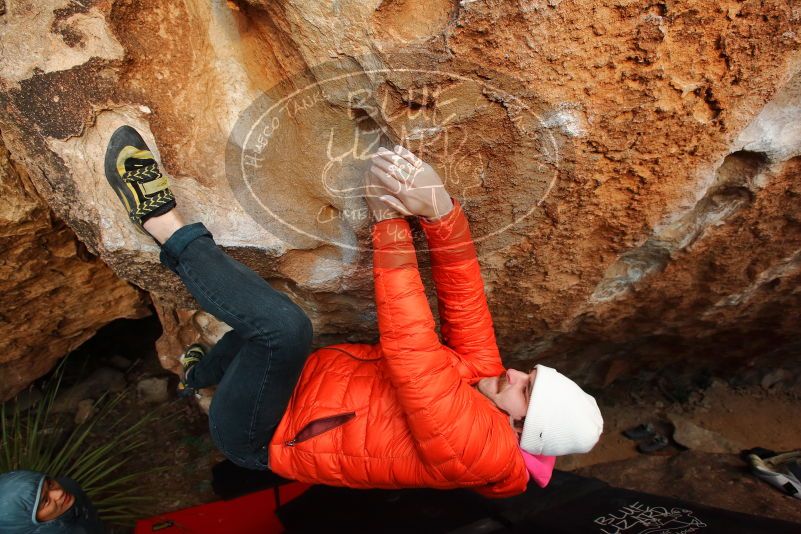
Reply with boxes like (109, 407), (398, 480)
(135, 482), (310, 534)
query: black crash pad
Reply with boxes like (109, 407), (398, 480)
(275, 470), (801, 533)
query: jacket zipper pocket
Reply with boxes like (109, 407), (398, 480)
(324, 346), (381, 362)
(285, 412), (356, 447)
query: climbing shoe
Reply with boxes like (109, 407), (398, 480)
(747, 449), (801, 499)
(622, 422), (656, 441)
(104, 125), (176, 233)
(177, 343), (206, 399)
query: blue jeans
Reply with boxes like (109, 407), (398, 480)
(160, 223), (312, 470)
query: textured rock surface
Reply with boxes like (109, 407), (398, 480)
(1, 1), (801, 382)
(668, 414), (743, 454)
(0, 136), (149, 400)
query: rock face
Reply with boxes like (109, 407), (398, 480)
(0, 137), (149, 401)
(1, 1), (800, 383)
(668, 414), (742, 454)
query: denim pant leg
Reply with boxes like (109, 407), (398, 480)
(187, 330), (245, 389)
(160, 223), (312, 470)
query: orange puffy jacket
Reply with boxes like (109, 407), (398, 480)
(268, 201), (529, 497)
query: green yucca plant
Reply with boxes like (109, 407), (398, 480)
(1, 363), (166, 525)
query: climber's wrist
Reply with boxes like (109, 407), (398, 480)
(421, 194), (454, 222)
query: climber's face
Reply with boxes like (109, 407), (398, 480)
(476, 368), (537, 435)
(36, 477), (74, 522)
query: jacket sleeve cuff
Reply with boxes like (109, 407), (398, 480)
(420, 200), (477, 265)
(372, 218), (418, 270)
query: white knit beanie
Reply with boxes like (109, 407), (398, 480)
(519, 364), (603, 456)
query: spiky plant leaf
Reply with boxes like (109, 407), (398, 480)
(0, 362), (169, 525)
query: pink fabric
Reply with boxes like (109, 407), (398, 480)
(520, 449), (556, 488)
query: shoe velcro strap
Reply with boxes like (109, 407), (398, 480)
(129, 189), (175, 225)
(140, 175), (169, 195)
(123, 163), (161, 184)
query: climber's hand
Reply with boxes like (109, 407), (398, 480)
(364, 170), (405, 222)
(369, 145), (454, 220)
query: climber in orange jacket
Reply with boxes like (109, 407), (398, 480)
(104, 127), (603, 498)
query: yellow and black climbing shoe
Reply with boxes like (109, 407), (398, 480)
(104, 125), (176, 232)
(177, 343), (206, 399)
